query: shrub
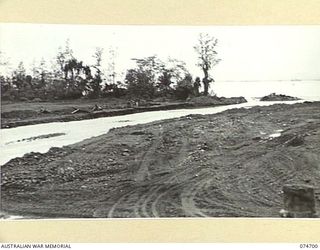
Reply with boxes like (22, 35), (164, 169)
(174, 74), (194, 100)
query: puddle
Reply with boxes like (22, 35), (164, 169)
(0, 214), (25, 220)
(269, 129), (284, 138)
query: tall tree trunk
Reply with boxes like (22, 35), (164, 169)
(202, 68), (210, 96)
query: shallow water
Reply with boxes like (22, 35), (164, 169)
(214, 81), (320, 101)
(0, 99), (306, 165)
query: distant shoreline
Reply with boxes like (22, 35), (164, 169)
(217, 79), (320, 82)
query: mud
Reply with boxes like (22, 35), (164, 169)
(1, 101), (320, 218)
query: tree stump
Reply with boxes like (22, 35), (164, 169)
(281, 184), (318, 218)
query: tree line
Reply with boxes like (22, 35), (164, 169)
(0, 33), (220, 101)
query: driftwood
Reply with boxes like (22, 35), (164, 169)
(39, 107), (51, 114)
(92, 104), (103, 112)
(71, 107), (90, 114)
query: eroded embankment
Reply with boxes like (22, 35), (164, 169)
(1, 101), (320, 218)
(1, 97), (247, 128)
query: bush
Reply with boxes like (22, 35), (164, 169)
(174, 74), (194, 100)
(1, 89), (19, 101)
(125, 69), (156, 99)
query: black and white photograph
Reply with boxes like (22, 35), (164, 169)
(0, 23), (320, 219)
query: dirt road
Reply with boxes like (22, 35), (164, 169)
(1, 101), (320, 218)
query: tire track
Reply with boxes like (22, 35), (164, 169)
(140, 135), (192, 217)
(107, 189), (138, 217)
(108, 127), (190, 217)
(180, 177), (210, 217)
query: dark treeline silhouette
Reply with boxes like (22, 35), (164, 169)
(1, 34), (220, 102)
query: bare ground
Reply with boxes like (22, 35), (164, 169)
(1, 101), (320, 218)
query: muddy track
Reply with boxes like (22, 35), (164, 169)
(108, 129), (193, 217)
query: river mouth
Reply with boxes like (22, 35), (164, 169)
(2, 100), (320, 219)
(0, 100), (305, 166)
(1, 99), (319, 219)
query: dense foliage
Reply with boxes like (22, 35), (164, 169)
(1, 35), (220, 101)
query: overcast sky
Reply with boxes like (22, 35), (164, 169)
(1, 23), (320, 81)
